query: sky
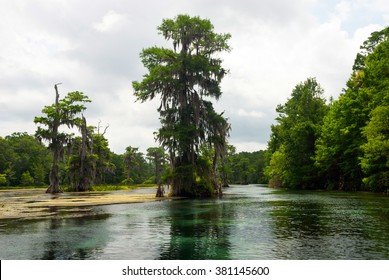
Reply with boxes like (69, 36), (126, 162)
(0, 0), (388, 154)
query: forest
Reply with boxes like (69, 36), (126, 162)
(265, 26), (389, 193)
(0, 17), (388, 194)
(0, 131), (266, 188)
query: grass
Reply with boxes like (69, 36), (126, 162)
(90, 185), (133, 191)
(90, 184), (156, 192)
(0, 183), (157, 192)
(0, 185), (47, 190)
(133, 183), (157, 188)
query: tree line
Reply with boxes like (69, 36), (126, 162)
(0, 131), (265, 188)
(265, 26), (389, 192)
(0, 130), (151, 189)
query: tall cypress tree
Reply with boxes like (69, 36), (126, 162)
(34, 84), (90, 193)
(133, 15), (231, 197)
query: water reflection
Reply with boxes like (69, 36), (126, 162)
(269, 198), (333, 259)
(268, 192), (389, 259)
(158, 199), (233, 259)
(224, 193), (277, 259)
(38, 213), (112, 260)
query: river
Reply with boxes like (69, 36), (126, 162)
(0, 185), (388, 259)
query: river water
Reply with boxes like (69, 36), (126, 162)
(1, 185), (388, 259)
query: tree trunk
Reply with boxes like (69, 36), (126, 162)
(46, 148), (62, 193)
(46, 84), (62, 194)
(77, 116), (91, 192)
(156, 185), (164, 197)
(171, 156), (195, 197)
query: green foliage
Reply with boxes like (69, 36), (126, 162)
(360, 106), (389, 192)
(133, 15), (231, 197)
(146, 147), (167, 185)
(266, 78), (328, 189)
(225, 150), (267, 185)
(142, 176), (156, 185)
(103, 153), (126, 184)
(121, 178), (134, 186)
(34, 86), (91, 193)
(66, 118), (116, 191)
(0, 174), (7, 186)
(314, 95), (365, 190)
(0, 133), (51, 186)
(90, 185), (132, 192)
(31, 164), (46, 186)
(93, 133), (115, 184)
(20, 171), (34, 186)
(124, 146), (152, 184)
(67, 132), (97, 192)
(352, 27), (389, 71)
(161, 165), (174, 186)
(0, 131), (160, 190)
(34, 91), (91, 149)
(315, 26), (389, 191)
(264, 146), (288, 187)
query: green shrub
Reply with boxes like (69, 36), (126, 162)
(0, 174), (7, 186)
(20, 171), (34, 186)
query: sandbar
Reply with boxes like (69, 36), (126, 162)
(0, 188), (169, 220)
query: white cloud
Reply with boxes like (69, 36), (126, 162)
(234, 141), (268, 153)
(333, 0), (351, 23)
(93, 10), (128, 33)
(237, 109), (264, 119)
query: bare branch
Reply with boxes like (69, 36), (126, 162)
(102, 123), (110, 136)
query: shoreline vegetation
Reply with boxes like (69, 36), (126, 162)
(0, 185), (175, 220)
(0, 184), (156, 192)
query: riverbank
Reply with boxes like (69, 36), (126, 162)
(0, 187), (169, 220)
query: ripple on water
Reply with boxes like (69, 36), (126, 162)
(0, 185), (388, 259)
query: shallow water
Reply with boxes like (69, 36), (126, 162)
(1, 185), (388, 259)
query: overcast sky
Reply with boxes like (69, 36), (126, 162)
(0, 0), (388, 154)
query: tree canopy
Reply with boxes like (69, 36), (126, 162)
(314, 26), (389, 191)
(265, 78), (328, 188)
(264, 27), (389, 192)
(34, 85), (91, 193)
(133, 15), (231, 197)
(0, 133), (51, 186)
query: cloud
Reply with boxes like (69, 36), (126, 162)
(0, 0), (387, 154)
(237, 109), (264, 119)
(93, 10), (128, 33)
(333, 0), (351, 23)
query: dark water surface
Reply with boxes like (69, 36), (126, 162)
(1, 185), (388, 259)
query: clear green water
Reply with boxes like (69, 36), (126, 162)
(1, 185), (388, 259)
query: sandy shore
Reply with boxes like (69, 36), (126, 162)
(0, 188), (168, 220)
